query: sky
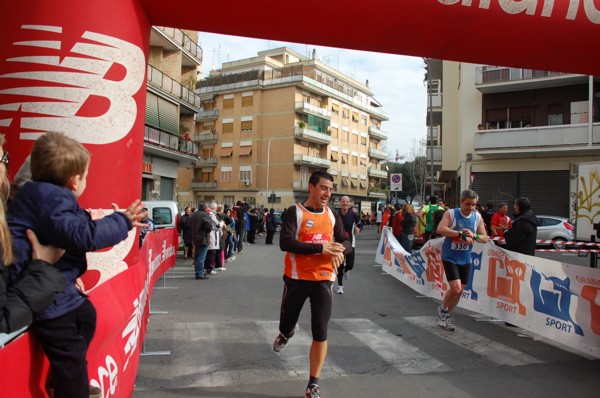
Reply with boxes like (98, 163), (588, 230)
(196, 32), (428, 162)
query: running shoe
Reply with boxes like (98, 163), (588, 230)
(272, 324), (299, 352)
(437, 306), (455, 331)
(344, 270), (350, 280)
(305, 384), (320, 398)
(336, 285), (344, 294)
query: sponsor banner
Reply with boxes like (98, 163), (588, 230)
(0, 228), (177, 397)
(376, 227), (600, 358)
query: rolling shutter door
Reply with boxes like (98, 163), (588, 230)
(146, 92), (160, 128)
(160, 177), (174, 200)
(472, 172), (518, 206)
(519, 171), (569, 217)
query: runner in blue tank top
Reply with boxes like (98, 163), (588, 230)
(435, 190), (488, 331)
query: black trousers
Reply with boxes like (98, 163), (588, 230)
(337, 248), (355, 286)
(32, 298), (97, 398)
(266, 229), (276, 244)
(279, 276), (333, 342)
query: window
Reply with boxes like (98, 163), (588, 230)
(548, 104), (564, 126)
(342, 109), (349, 119)
(220, 170), (231, 182)
(341, 154), (348, 164)
(201, 172), (212, 182)
(360, 136), (367, 146)
(241, 96), (253, 107)
(361, 115), (367, 126)
(351, 155), (358, 166)
(240, 170), (252, 182)
(223, 98), (234, 109)
(331, 103), (339, 114)
(223, 122), (233, 133)
(220, 147), (233, 157)
(359, 158), (366, 167)
(330, 152), (339, 162)
(343, 130), (349, 141)
(239, 146), (252, 156)
(330, 127), (338, 138)
(224, 195), (234, 204)
(352, 113), (359, 123)
(241, 120), (253, 132)
(352, 134), (359, 144)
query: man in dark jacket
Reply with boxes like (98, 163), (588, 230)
(191, 202), (214, 280)
(504, 197), (537, 256)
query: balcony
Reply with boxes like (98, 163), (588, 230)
(195, 109), (219, 121)
(294, 127), (331, 145)
(193, 132), (218, 144)
(194, 157), (218, 167)
(474, 66), (587, 94)
(151, 26), (203, 66)
(293, 154), (331, 169)
(474, 123), (600, 158)
(368, 147), (388, 160)
(426, 146), (442, 162)
(368, 168), (387, 179)
(293, 180), (309, 190)
(295, 101), (332, 119)
(143, 125), (198, 165)
(191, 182), (217, 191)
(368, 126), (388, 141)
(147, 65), (201, 110)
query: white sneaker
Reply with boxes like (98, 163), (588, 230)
(437, 306), (455, 331)
(209, 270), (217, 275)
(336, 286), (344, 294)
(217, 267), (227, 271)
(344, 270), (350, 280)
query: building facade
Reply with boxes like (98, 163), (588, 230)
(435, 60), (600, 218)
(193, 48), (389, 210)
(143, 27), (202, 203)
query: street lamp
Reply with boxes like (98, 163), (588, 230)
(266, 125), (297, 204)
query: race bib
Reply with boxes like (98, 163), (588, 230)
(451, 237), (471, 251)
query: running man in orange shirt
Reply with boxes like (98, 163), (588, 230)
(272, 170), (351, 398)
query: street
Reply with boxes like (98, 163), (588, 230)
(134, 228), (599, 398)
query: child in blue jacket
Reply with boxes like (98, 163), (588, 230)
(8, 132), (146, 398)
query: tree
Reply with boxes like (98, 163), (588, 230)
(403, 138), (427, 202)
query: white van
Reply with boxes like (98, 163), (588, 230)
(143, 201), (180, 230)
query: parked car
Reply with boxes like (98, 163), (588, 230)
(536, 215), (575, 249)
(143, 200), (180, 230)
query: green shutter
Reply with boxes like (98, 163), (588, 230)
(145, 92), (160, 129)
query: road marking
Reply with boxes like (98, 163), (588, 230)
(333, 318), (451, 374)
(404, 316), (544, 366)
(255, 320), (347, 378)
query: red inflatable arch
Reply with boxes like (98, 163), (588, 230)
(0, 0), (598, 396)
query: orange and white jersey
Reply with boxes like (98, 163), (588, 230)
(284, 203), (336, 281)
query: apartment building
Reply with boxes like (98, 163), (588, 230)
(142, 27), (202, 202)
(434, 59), (600, 217)
(193, 47), (389, 209)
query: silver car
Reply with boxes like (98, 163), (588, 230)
(536, 215), (575, 249)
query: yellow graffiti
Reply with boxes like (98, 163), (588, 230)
(577, 170), (600, 224)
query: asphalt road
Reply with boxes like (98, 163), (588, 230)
(133, 228), (599, 398)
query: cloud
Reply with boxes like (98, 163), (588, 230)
(198, 32), (426, 160)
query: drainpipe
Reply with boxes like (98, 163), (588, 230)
(589, 75), (594, 146)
